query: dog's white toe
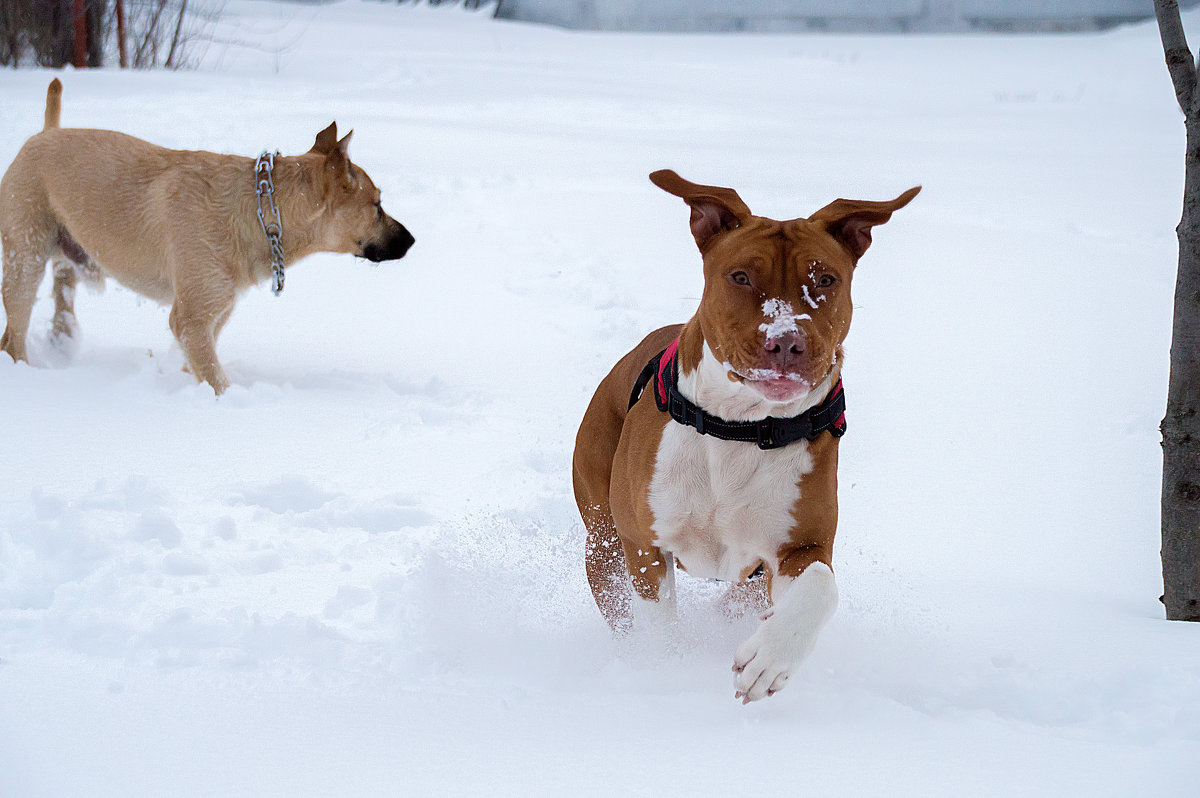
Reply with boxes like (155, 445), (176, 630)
(733, 627), (797, 702)
(731, 561), (838, 703)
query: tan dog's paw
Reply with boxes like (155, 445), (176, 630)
(209, 373), (232, 396)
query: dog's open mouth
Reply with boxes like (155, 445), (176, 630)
(727, 366), (815, 403)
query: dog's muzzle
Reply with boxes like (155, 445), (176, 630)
(362, 219), (416, 262)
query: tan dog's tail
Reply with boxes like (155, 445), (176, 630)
(44, 79), (62, 130)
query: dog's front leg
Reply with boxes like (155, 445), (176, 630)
(169, 295), (233, 395)
(733, 547), (837, 703)
(619, 538), (678, 632)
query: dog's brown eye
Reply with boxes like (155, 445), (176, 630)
(729, 271), (751, 287)
(816, 274), (837, 288)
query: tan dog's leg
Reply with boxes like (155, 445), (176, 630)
(2, 243), (49, 363)
(212, 303), (235, 339)
(169, 288), (234, 395)
(49, 260), (79, 344)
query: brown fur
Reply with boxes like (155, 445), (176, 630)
(1, 80), (414, 394)
(573, 170), (919, 631)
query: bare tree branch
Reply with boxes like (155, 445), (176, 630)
(1155, 0), (1197, 114)
(165, 0), (187, 68)
(134, 0), (168, 67)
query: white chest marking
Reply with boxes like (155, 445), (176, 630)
(646, 342), (831, 580)
(647, 423), (813, 581)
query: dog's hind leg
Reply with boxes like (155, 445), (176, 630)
(1, 238), (51, 363)
(582, 510), (633, 632)
(47, 230), (103, 353)
(49, 259), (80, 346)
(718, 576), (771, 619)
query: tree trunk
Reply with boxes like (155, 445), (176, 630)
(85, 0), (103, 67)
(1155, 0), (1200, 621)
(116, 0), (127, 68)
(71, 0), (87, 67)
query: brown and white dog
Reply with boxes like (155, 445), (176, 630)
(1, 80), (415, 394)
(573, 170), (918, 702)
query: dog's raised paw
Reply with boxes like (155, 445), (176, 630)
(732, 562), (838, 703)
(732, 626), (798, 703)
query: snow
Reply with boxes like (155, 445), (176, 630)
(758, 297), (811, 338)
(1, 1), (1198, 795)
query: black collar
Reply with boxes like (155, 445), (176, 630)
(628, 338), (846, 450)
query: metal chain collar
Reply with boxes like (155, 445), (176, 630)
(254, 151), (286, 295)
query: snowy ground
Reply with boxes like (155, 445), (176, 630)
(1, 1), (1198, 795)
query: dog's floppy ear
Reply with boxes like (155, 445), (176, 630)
(310, 122), (338, 155)
(650, 169), (753, 251)
(808, 186), (921, 261)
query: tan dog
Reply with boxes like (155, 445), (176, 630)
(1, 80), (414, 394)
(573, 170), (918, 702)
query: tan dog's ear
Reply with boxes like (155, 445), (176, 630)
(325, 130), (355, 186)
(809, 186), (921, 261)
(310, 122), (338, 155)
(650, 169), (753, 251)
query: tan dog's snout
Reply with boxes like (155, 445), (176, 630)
(360, 213), (415, 262)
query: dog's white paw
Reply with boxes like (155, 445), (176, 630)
(732, 616), (804, 702)
(731, 562), (838, 703)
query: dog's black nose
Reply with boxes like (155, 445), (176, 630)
(362, 223), (415, 262)
(395, 225), (415, 257)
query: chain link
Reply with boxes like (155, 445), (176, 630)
(254, 151), (286, 295)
